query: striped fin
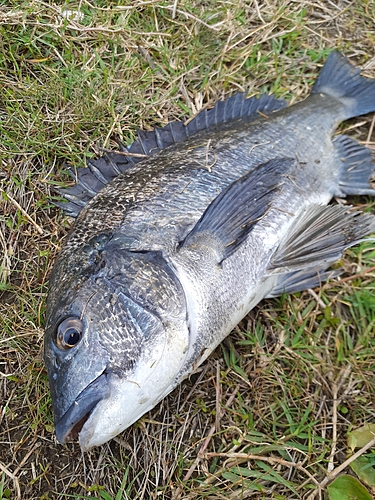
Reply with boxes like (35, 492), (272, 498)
(57, 92), (287, 216)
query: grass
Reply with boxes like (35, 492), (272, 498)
(1, 0), (375, 499)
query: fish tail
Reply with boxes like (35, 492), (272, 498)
(311, 51), (375, 118)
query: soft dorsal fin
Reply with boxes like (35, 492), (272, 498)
(56, 92), (287, 217)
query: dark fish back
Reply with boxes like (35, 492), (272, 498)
(56, 93), (287, 217)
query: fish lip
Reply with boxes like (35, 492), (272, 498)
(55, 371), (110, 444)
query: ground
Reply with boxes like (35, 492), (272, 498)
(1, 1), (375, 499)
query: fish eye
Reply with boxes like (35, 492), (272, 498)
(56, 318), (83, 350)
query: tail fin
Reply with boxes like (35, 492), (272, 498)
(311, 51), (375, 119)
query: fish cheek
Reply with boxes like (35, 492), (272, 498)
(96, 292), (167, 377)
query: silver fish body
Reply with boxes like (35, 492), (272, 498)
(44, 51), (375, 450)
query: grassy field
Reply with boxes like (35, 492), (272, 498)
(1, 0), (375, 499)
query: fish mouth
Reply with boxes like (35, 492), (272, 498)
(55, 371), (110, 444)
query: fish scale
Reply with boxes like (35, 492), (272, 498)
(44, 51), (375, 450)
(63, 95), (340, 253)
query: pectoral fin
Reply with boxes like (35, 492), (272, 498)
(181, 158), (293, 261)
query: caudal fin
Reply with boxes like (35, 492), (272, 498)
(311, 51), (375, 119)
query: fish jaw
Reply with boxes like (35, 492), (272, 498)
(76, 325), (190, 450)
(50, 325), (190, 450)
(54, 371), (110, 444)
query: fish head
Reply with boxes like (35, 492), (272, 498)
(44, 237), (189, 449)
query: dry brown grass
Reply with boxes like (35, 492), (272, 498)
(1, 1), (375, 499)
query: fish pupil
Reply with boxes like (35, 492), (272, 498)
(56, 317), (83, 350)
(65, 328), (80, 346)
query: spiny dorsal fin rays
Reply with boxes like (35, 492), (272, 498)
(55, 93), (287, 217)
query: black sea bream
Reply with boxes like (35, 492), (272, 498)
(44, 51), (375, 450)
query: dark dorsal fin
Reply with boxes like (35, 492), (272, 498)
(56, 92), (287, 217)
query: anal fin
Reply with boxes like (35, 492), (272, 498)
(266, 268), (342, 298)
(270, 204), (375, 274)
(334, 135), (375, 197)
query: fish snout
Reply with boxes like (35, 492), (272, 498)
(54, 371), (110, 444)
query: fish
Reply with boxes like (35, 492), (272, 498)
(44, 51), (375, 450)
